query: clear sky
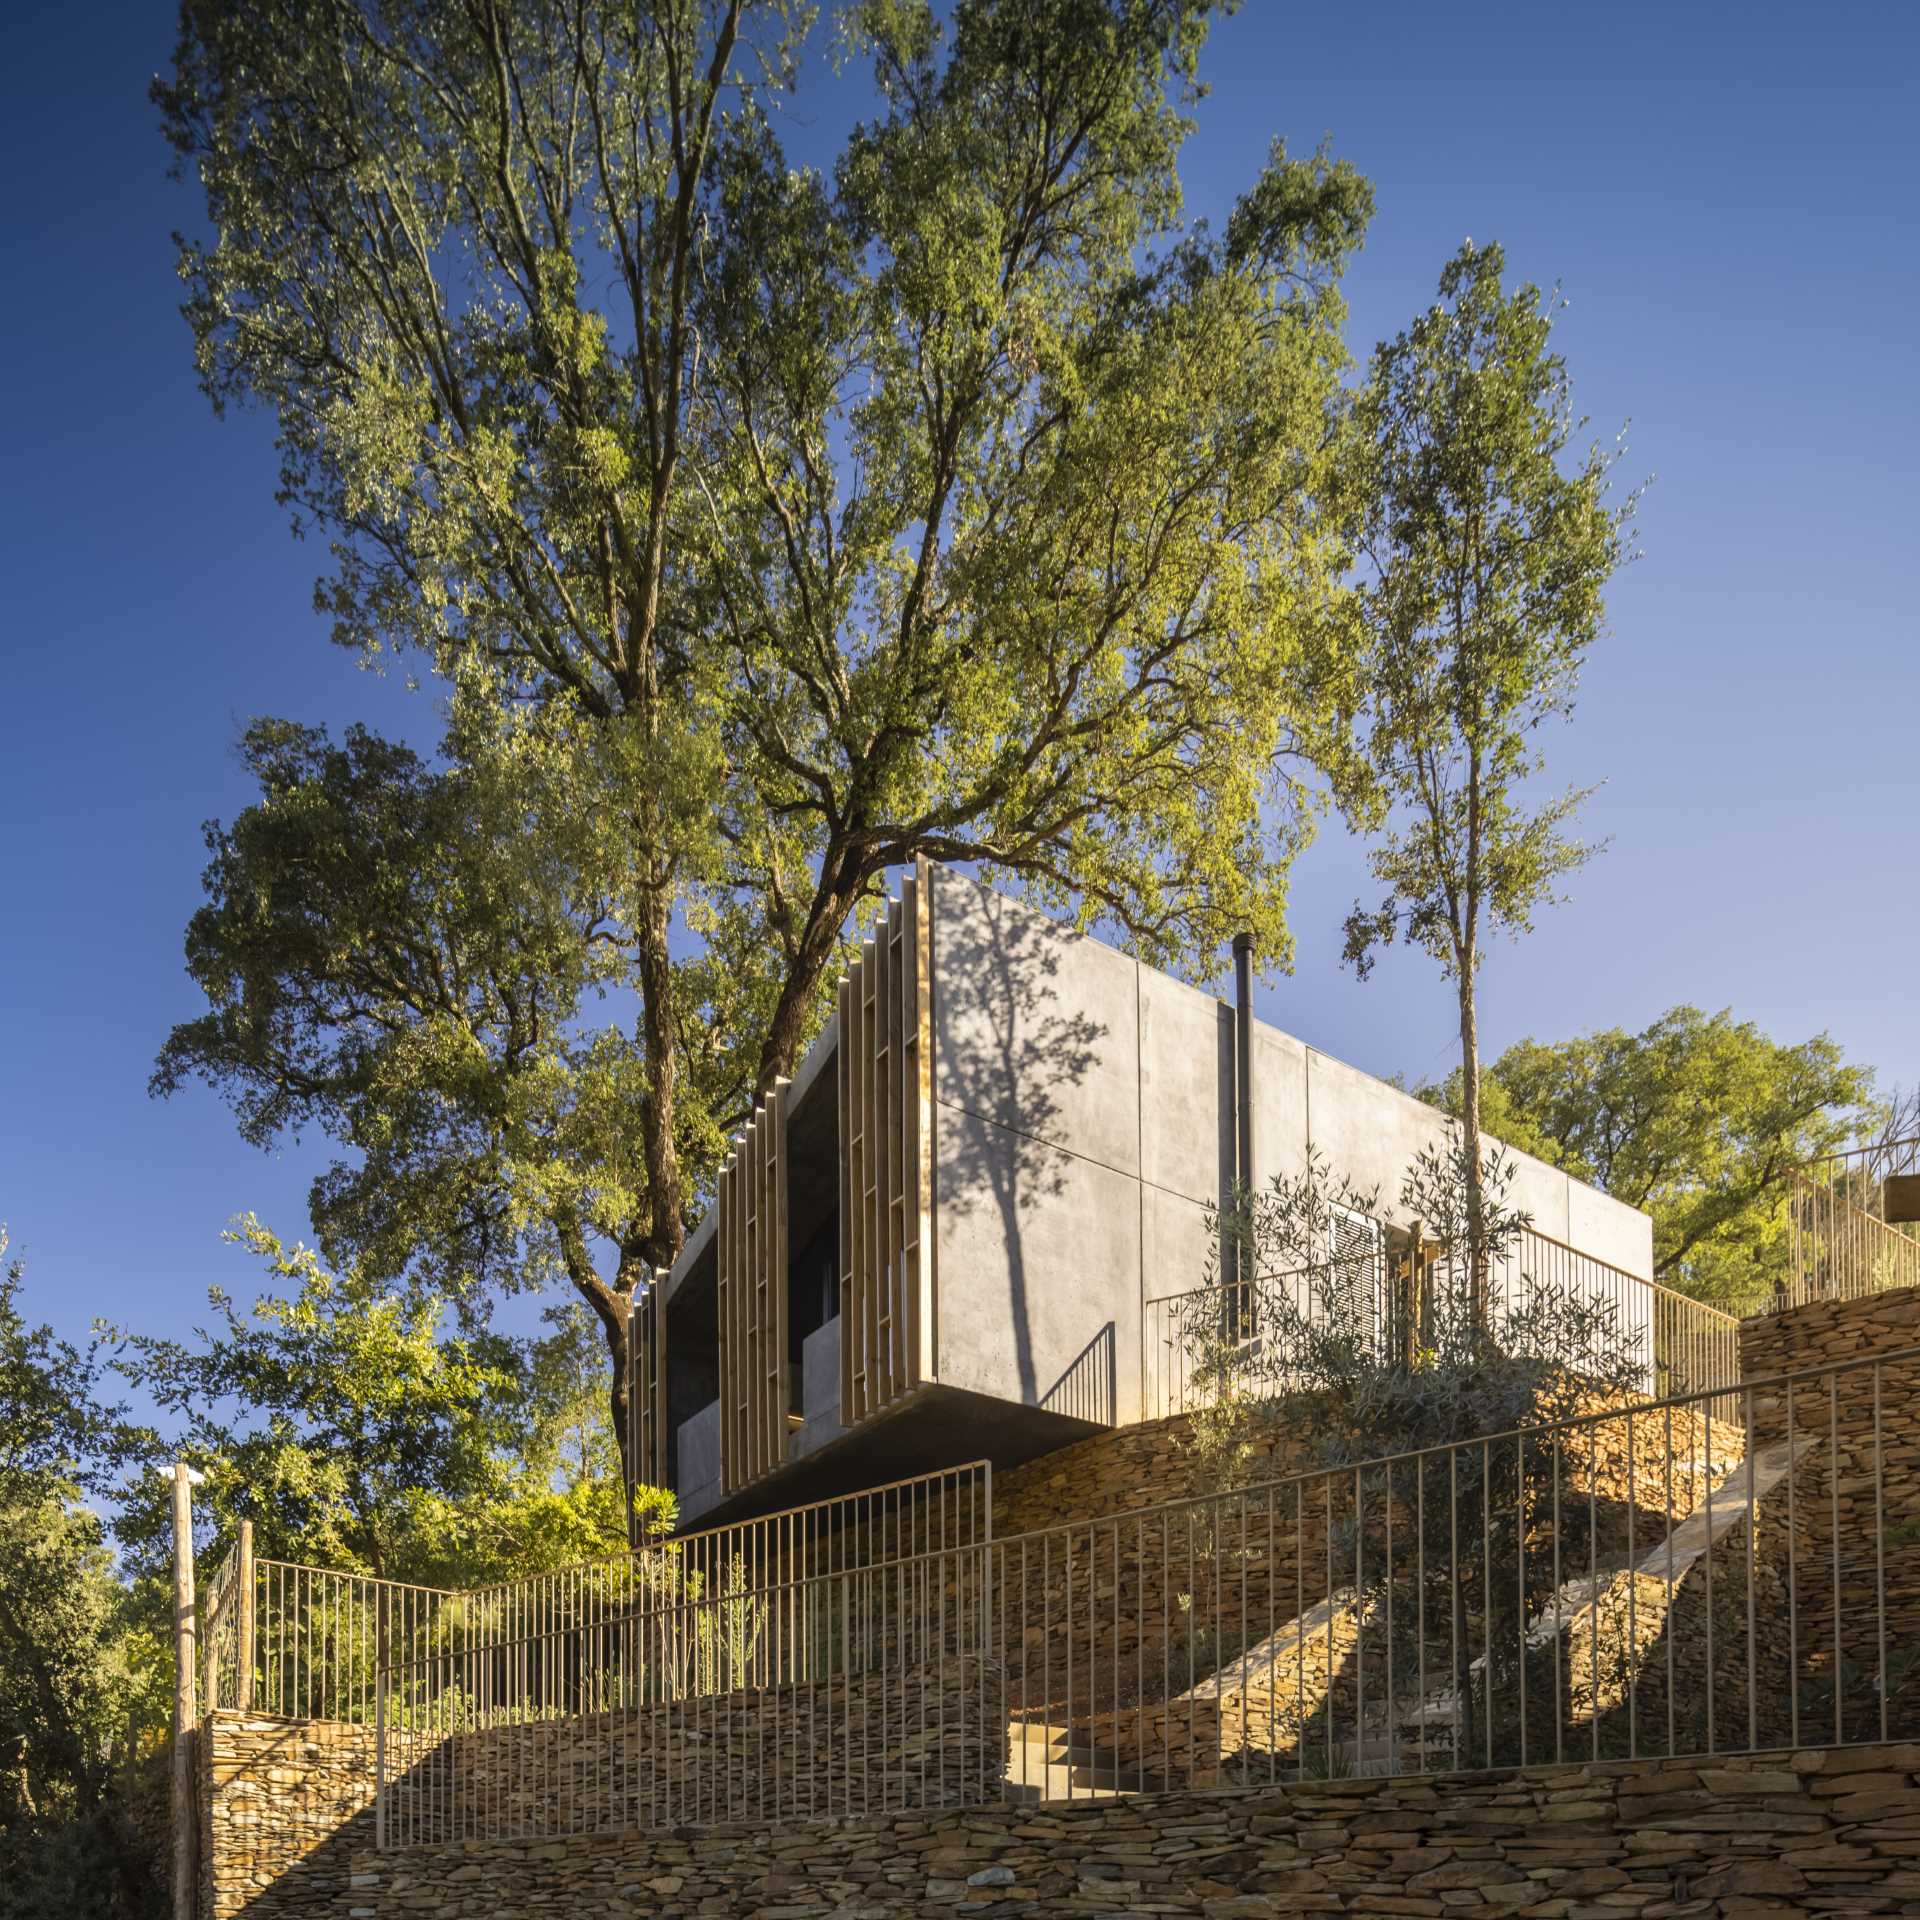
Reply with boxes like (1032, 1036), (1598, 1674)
(3, 1), (1915, 1377)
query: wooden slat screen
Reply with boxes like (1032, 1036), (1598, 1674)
(717, 1079), (791, 1497)
(624, 1274), (667, 1518)
(839, 859), (934, 1426)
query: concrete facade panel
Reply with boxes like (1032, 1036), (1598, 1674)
(1137, 967), (1233, 1203)
(929, 864), (1140, 1179)
(933, 1102), (1141, 1427)
(1297, 1044), (1458, 1218)
(1568, 1175), (1656, 1280)
(793, 1319), (842, 1459)
(676, 1400), (721, 1524)
(1248, 1021), (1311, 1188)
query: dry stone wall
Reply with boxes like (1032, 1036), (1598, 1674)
(201, 1714), (378, 1920)
(380, 1656), (1004, 1846)
(1739, 1283), (1920, 1747)
(338, 1741), (1920, 1918)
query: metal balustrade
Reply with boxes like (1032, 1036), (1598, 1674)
(1145, 1222), (1741, 1420)
(1784, 1138), (1920, 1308)
(204, 1461), (991, 1730)
(356, 1349), (1918, 1842)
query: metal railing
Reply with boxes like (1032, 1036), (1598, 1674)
(207, 1461), (991, 1729)
(1145, 1224), (1741, 1419)
(1145, 1248), (1386, 1419)
(995, 1348), (1919, 1799)
(1784, 1139), (1920, 1309)
(378, 1537), (1000, 1843)
(363, 1347), (1918, 1841)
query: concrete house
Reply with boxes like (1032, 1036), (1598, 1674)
(629, 859), (1655, 1529)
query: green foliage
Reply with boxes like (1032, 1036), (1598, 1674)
(1185, 1135), (1642, 1491)
(1320, 238), (1634, 1287)
(1418, 1006), (1879, 1307)
(1177, 1143), (1647, 1775)
(150, 706), (724, 1428)
(109, 1221), (661, 1591)
(155, 0), (1378, 1460)
(0, 1237), (165, 1920)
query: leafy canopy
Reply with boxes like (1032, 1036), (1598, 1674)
(0, 1237), (167, 1916)
(1320, 238), (1633, 1288)
(1418, 1007), (1878, 1307)
(110, 1220), (661, 1590)
(156, 0), (1377, 1457)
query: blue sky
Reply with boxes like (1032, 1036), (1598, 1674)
(2, 1), (1915, 1380)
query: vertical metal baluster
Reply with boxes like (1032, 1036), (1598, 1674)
(1325, 1475), (1334, 1779)
(1163, 1508), (1172, 1790)
(1381, 1457), (1394, 1776)
(1265, 1484), (1278, 1786)
(1664, 1404), (1676, 1759)
(1704, 1397), (1717, 1754)
(1626, 1409), (1637, 1759)
(1787, 1374), (1800, 1750)
(1417, 1456), (1428, 1775)
(1516, 1433), (1527, 1768)
(1743, 1387), (1758, 1755)
(1295, 1480), (1305, 1783)
(1588, 1418), (1599, 1762)
(1550, 1434), (1562, 1764)
(1023, 1535), (1034, 1802)
(1450, 1448), (1461, 1773)
(1353, 1467), (1364, 1774)
(1483, 1438), (1493, 1770)
(1235, 1495), (1246, 1787)
(1874, 1359), (1888, 1745)
(1829, 1373), (1841, 1746)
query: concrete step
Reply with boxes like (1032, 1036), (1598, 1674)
(1002, 1720), (1154, 1802)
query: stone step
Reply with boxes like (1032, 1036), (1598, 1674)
(1002, 1719), (1155, 1802)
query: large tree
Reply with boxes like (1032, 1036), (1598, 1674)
(1329, 240), (1632, 1319)
(157, 0), (1374, 1455)
(1417, 1006), (1878, 1308)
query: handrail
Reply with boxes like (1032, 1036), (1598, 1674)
(1510, 1223), (1739, 1327)
(370, 1339), (1920, 1842)
(392, 1343), (1920, 1644)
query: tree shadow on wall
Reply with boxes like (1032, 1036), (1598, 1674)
(933, 884), (1107, 1408)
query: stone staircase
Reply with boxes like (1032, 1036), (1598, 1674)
(1000, 1717), (1159, 1803)
(1375, 1434), (1819, 1768)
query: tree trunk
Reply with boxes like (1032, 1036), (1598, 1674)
(634, 882), (683, 1271)
(754, 869), (865, 1099)
(1457, 970), (1488, 1336)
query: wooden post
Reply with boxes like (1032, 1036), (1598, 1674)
(169, 1463), (199, 1920)
(236, 1521), (255, 1712)
(1411, 1220), (1432, 1358)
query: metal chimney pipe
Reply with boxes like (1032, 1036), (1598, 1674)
(1232, 932), (1255, 1202)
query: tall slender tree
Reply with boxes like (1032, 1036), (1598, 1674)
(157, 0), (1375, 1458)
(1332, 241), (1633, 1319)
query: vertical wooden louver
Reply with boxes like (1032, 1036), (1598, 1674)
(716, 1079), (791, 1497)
(839, 858), (935, 1425)
(624, 1274), (667, 1531)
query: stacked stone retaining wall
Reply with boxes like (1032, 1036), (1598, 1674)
(1739, 1283), (1920, 1745)
(201, 1715), (378, 1920)
(334, 1742), (1920, 1918)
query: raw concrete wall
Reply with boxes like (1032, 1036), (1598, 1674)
(927, 866), (1654, 1425)
(675, 1401), (721, 1525)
